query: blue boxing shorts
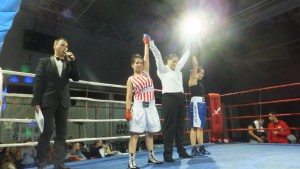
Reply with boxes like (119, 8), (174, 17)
(189, 96), (206, 128)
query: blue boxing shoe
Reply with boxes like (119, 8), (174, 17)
(199, 145), (211, 155)
(191, 145), (202, 156)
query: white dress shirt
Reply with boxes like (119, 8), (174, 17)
(54, 56), (63, 77)
(149, 41), (190, 94)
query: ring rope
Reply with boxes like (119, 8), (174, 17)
(0, 118), (127, 123)
(0, 135), (145, 148)
(2, 111), (299, 123)
(224, 112), (300, 120)
(1, 70), (126, 89)
(220, 82), (300, 97)
(225, 127), (300, 132)
(2, 69), (299, 147)
(223, 97), (300, 108)
(3, 93), (126, 104)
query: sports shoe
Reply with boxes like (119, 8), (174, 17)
(199, 145), (211, 155)
(163, 154), (175, 162)
(191, 146), (202, 156)
(148, 153), (163, 164)
(128, 164), (140, 169)
(179, 152), (193, 158)
(128, 153), (140, 169)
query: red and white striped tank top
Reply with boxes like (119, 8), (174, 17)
(130, 72), (155, 102)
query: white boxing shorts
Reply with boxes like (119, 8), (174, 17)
(129, 100), (161, 133)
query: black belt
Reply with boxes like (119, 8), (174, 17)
(142, 101), (149, 108)
(163, 92), (183, 95)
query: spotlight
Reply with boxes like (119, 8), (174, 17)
(183, 17), (201, 36)
(181, 14), (212, 38)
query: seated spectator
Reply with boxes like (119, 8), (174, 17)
(90, 140), (103, 159)
(0, 147), (16, 166)
(66, 136), (73, 150)
(79, 142), (90, 159)
(102, 140), (122, 157)
(268, 112), (291, 144)
(20, 139), (37, 168)
(65, 142), (87, 162)
(0, 158), (16, 169)
(248, 118), (267, 143)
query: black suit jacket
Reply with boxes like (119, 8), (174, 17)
(32, 56), (80, 108)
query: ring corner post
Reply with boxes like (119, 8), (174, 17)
(208, 93), (223, 140)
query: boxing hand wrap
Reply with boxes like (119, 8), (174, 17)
(143, 34), (151, 44)
(125, 109), (131, 121)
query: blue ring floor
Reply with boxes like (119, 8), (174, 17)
(28, 143), (300, 169)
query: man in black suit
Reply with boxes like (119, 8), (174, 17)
(32, 38), (80, 169)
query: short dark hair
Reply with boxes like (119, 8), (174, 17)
(95, 140), (102, 145)
(131, 54), (143, 64)
(72, 142), (79, 148)
(269, 111), (277, 115)
(54, 37), (68, 46)
(164, 53), (178, 64)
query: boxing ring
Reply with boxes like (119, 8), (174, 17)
(27, 143), (300, 169)
(0, 68), (300, 169)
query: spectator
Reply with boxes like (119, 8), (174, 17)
(268, 112), (291, 143)
(20, 139), (37, 168)
(90, 140), (103, 159)
(66, 136), (73, 150)
(248, 118), (267, 143)
(65, 143), (86, 162)
(0, 158), (16, 169)
(0, 147), (16, 166)
(101, 140), (112, 157)
(79, 142), (90, 159)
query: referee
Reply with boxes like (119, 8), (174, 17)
(149, 41), (192, 162)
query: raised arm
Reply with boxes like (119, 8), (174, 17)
(188, 56), (198, 87)
(143, 35), (150, 74)
(177, 47), (190, 70)
(149, 40), (168, 73)
(69, 59), (80, 81)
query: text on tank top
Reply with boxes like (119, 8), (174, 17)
(130, 72), (155, 101)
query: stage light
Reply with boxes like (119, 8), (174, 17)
(182, 16), (210, 37)
(20, 65), (30, 73)
(183, 17), (201, 36)
(9, 76), (19, 83)
(24, 77), (34, 84)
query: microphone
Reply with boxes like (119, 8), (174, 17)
(64, 51), (75, 60)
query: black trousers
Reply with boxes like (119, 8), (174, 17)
(162, 93), (186, 156)
(37, 103), (68, 164)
